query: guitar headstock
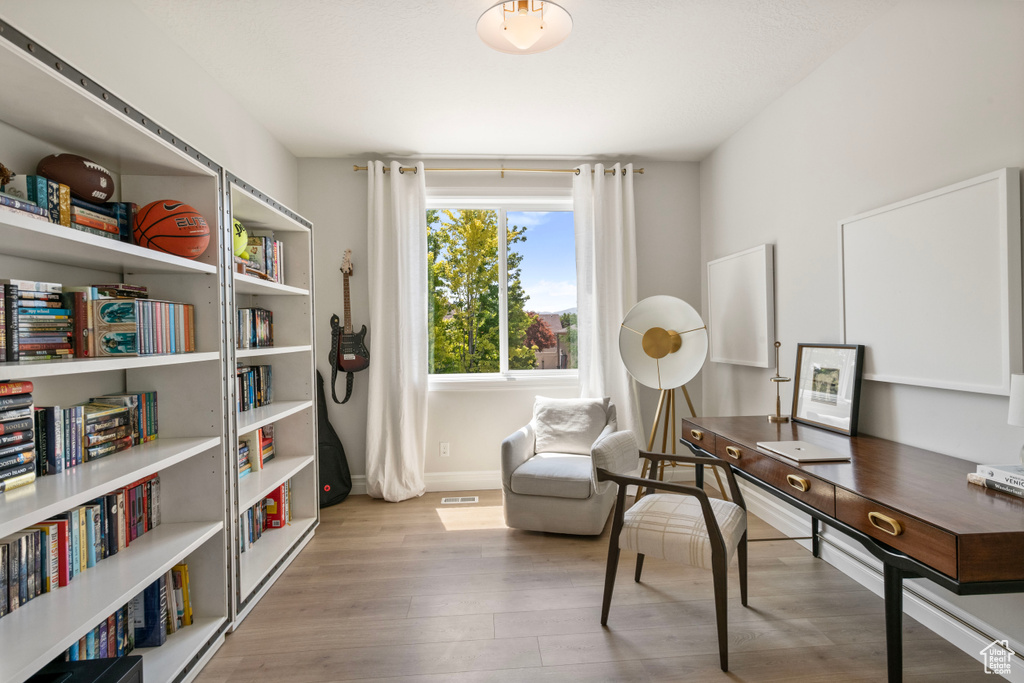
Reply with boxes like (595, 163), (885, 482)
(341, 249), (353, 276)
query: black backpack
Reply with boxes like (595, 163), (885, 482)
(316, 370), (352, 507)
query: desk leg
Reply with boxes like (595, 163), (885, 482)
(811, 518), (820, 558)
(695, 463), (704, 489)
(883, 563), (904, 683)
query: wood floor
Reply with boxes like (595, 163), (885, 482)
(196, 490), (990, 682)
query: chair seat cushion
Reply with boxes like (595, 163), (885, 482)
(510, 452), (594, 499)
(619, 493), (746, 569)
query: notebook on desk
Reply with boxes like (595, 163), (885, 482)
(756, 440), (851, 463)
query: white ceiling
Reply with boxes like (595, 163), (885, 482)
(129, 0), (897, 161)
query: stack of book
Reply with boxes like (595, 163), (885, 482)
(35, 394), (156, 475)
(0, 473), (160, 621)
(239, 496), (267, 553)
(969, 463), (1024, 499)
(239, 480), (294, 554)
(1, 172), (138, 243)
(3, 279), (72, 362)
(238, 425), (275, 476)
(238, 438), (252, 479)
(69, 198), (138, 243)
(236, 307), (273, 348)
(244, 230), (284, 283)
(1, 175), (68, 225)
(236, 364), (272, 411)
(0, 380), (35, 494)
(65, 602), (132, 661)
(93, 297), (196, 357)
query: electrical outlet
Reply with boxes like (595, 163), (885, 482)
(440, 442), (450, 457)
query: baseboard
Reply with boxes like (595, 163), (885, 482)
(349, 470), (502, 496)
(738, 481), (1024, 682)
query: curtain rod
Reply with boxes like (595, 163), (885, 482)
(352, 165), (644, 176)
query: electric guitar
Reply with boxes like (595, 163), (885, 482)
(329, 249), (369, 403)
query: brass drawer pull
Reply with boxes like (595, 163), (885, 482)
(867, 511), (903, 537)
(786, 474), (810, 492)
(725, 446), (742, 460)
(690, 429), (704, 442)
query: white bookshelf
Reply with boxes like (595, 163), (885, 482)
(0, 21), (230, 683)
(225, 173), (318, 626)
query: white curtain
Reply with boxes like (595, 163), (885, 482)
(573, 163), (642, 442)
(365, 160), (428, 502)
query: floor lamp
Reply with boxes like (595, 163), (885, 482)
(619, 295), (726, 498)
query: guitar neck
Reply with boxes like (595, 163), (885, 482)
(343, 272), (353, 334)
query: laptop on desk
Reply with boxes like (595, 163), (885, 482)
(755, 440), (851, 463)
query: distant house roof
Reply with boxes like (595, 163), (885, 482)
(538, 312), (565, 335)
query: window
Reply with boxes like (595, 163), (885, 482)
(427, 203), (577, 377)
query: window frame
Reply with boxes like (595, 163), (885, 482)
(425, 189), (578, 390)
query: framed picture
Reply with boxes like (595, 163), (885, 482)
(792, 343), (865, 436)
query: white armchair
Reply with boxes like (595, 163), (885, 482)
(501, 397), (639, 535)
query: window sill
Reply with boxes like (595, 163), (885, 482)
(428, 372), (579, 392)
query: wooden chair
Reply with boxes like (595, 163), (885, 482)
(596, 451), (749, 672)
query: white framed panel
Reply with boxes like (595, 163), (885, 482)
(707, 243), (775, 368)
(839, 168), (1022, 395)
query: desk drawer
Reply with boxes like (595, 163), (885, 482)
(716, 439), (835, 515)
(681, 420), (715, 454)
(836, 489), (957, 578)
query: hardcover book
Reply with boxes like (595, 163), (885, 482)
(92, 298), (138, 357)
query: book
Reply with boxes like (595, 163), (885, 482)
(132, 574), (167, 648)
(0, 462), (33, 482)
(0, 193), (47, 217)
(92, 298), (138, 357)
(0, 470), (35, 493)
(265, 485), (285, 528)
(3, 284), (18, 362)
(975, 463), (1024, 489)
(173, 562), (193, 626)
(968, 472), (1024, 499)
(0, 394), (32, 411)
(0, 417), (33, 435)
(46, 518), (71, 587)
(0, 543), (7, 617)
(73, 214), (120, 234)
(44, 179), (61, 224)
(28, 522), (58, 593)
(58, 183), (71, 227)
(71, 205), (118, 225)
(0, 534), (22, 611)
(0, 381), (32, 396)
(0, 448), (34, 471)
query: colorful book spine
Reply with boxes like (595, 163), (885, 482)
(3, 284), (18, 362)
(44, 179), (61, 224)
(0, 193), (47, 217)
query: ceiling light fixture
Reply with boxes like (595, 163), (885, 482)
(477, 1), (573, 55)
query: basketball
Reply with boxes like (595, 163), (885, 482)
(134, 200), (210, 259)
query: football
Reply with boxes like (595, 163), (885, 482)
(36, 153), (115, 202)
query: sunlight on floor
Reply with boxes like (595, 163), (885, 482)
(434, 505), (507, 531)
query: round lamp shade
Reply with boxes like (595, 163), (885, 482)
(619, 295), (708, 390)
(477, 1), (573, 55)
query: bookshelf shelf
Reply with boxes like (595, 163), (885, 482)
(233, 273), (309, 297)
(0, 351), (221, 380)
(0, 19), (231, 681)
(0, 211), (218, 276)
(134, 616), (227, 683)
(238, 454), (315, 511)
(226, 174), (317, 625)
(235, 344), (312, 360)
(0, 436), (221, 539)
(238, 516), (316, 599)
(236, 400), (313, 437)
(0, 521), (222, 683)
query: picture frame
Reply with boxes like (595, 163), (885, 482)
(792, 343), (865, 436)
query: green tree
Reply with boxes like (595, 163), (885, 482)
(427, 209), (533, 372)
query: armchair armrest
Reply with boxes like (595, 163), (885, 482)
(501, 423), (535, 489)
(591, 431), (639, 494)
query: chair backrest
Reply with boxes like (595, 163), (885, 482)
(531, 396), (613, 455)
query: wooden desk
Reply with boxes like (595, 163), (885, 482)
(679, 416), (1024, 683)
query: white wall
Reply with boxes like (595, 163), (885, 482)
(699, 0), (1024, 668)
(300, 158), (701, 490)
(0, 0), (298, 205)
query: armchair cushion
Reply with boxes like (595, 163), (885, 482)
(510, 452), (593, 499)
(619, 493), (747, 570)
(532, 396), (610, 455)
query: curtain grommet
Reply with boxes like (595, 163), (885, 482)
(574, 168), (581, 176)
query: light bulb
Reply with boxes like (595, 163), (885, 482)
(501, 9), (545, 50)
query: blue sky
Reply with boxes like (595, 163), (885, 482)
(508, 211), (576, 314)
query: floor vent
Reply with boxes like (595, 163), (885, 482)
(441, 496), (479, 504)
